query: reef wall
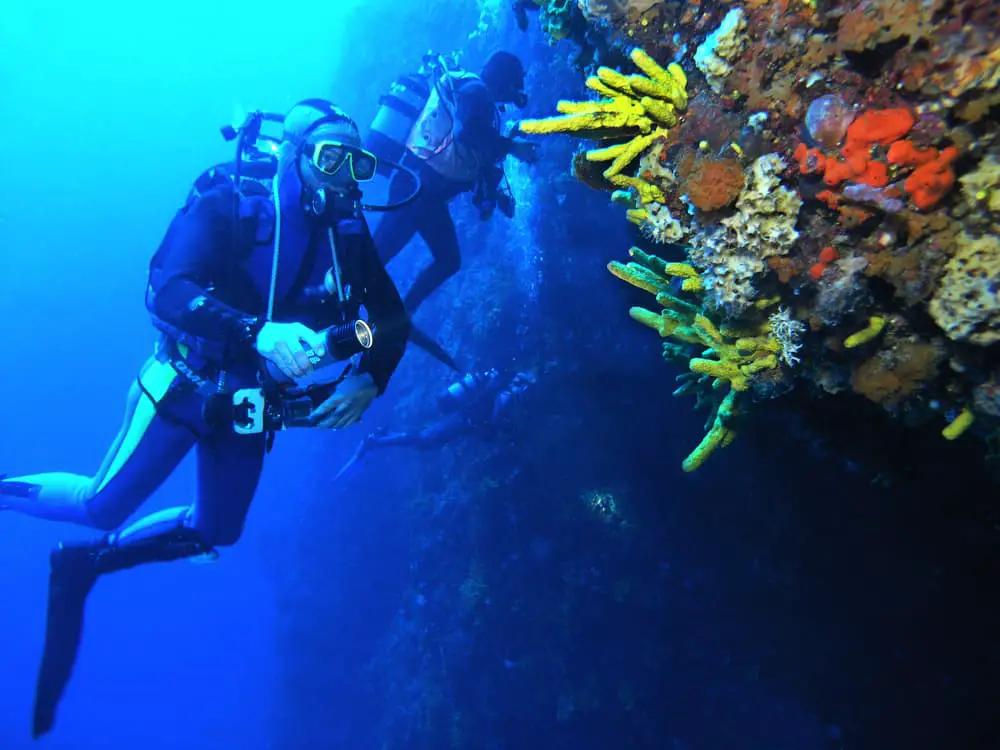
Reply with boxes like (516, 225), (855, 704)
(520, 0), (1000, 473)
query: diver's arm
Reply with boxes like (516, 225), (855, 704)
(148, 186), (264, 356)
(358, 228), (411, 395)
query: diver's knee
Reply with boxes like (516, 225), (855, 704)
(200, 523), (244, 548)
(84, 504), (130, 532)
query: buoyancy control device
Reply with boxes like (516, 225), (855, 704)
(366, 52), (464, 173)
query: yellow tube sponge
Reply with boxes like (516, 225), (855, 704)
(519, 47), (687, 204)
(689, 316), (781, 392)
(942, 406), (975, 440)
(682, 390), (738, 472)
(844, 315), (887, 348)
(607, 247), (785, 471)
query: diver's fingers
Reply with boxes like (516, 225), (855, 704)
(332, 404), (358, 429)
(290, 323), (326, 360)
(284, 337), (314, 375)
(272, 342), (302, 379)
(303, 327), (327, 358)
(309, 394), (342, 423)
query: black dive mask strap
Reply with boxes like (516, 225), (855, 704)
(359, 157), (423, 212)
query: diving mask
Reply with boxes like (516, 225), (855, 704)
(303, 140), (378, 182)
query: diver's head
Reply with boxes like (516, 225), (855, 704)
(481, 51), (527, 109)
(280, 99), (378, 197)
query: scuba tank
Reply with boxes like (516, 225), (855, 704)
(437, 369), (498, 413)
(367, 52), (460, 173)
(369, 72), (431, 167)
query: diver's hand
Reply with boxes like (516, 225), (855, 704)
(254, 321), (326, 380)
(309, 373), (378, 429)
(509, 139), (540, 164)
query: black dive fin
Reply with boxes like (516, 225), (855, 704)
(409, 325), (460, 371)
(33, 546), (98, 738)
(33, 530), (213, 738)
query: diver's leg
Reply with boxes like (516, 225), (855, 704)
(367, 429), (422, 448)
(49, 426), (266, 564)
(372, 174), (421, 265)
(31, 371), (202, 738)
(2, 364), (195, 529)
(187, 428), (266, 546)
(332, 428), (422, 482)
(335, 414), (464, 481)
(407, 201), (461, 312)
(31, 423), (265, 738)
(373, 414), (464, 449)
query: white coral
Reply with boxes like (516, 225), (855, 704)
(577, 0), (662, 20)
(638, 143), (676, 186)
(721, 154), (802, 258)
(688, 227), (764, 316)
(640, 203), (685, 243)
(694, 7), (748, 93)
(767, 307), (807, 367)
(684, 155), (801, 317)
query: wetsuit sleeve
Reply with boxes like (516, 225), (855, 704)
(148, 185), (264, 358)
(453, 78), (510, 163)
(359, 226), (411, 395)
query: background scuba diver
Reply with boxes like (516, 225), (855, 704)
(365, 50), (540, 315)
(334, 368), (536, 481)
(0, 99), (410, 738)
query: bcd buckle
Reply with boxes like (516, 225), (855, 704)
(232, 388), (266, 435)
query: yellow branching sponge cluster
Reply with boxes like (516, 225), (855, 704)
(608, 247), (783, 471)
(519, 47), (687, 205)
(519, 49), (785, 472)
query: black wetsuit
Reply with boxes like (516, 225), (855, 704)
(372, 372), (527, 448)
(1, 163), (410, 737)
(371, 74), (514, 313)
(3, 165), (408, 538)
(335, 371), (533, 481)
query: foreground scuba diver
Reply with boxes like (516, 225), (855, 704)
(334, 368), (536, 481)
(366, 50), (540, 315)
(0, 99), (411, 738)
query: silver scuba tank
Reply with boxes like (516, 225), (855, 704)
(437, 369), (497, 413)
(369, 72), (432, 165)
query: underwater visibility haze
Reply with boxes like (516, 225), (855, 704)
(1, 1), (999, 749)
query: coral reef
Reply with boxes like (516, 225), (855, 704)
(693, 7), (748, 94)
(521, 0), (1000, 470)
(520, 45), (688, 205)
(929, 232), (1000, 345)
(608, 247), (791, 470)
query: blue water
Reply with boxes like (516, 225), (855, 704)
(0, 2), (482, 747)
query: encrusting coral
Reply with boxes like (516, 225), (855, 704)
(517, 0), (1000, 474)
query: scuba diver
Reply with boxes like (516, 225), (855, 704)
(334, 368), (537, 481)
(511, 0), (619, 70)
(189, 105), (457, 373)
(0, 99), (412, 738)
(365, 50), (540, 315)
